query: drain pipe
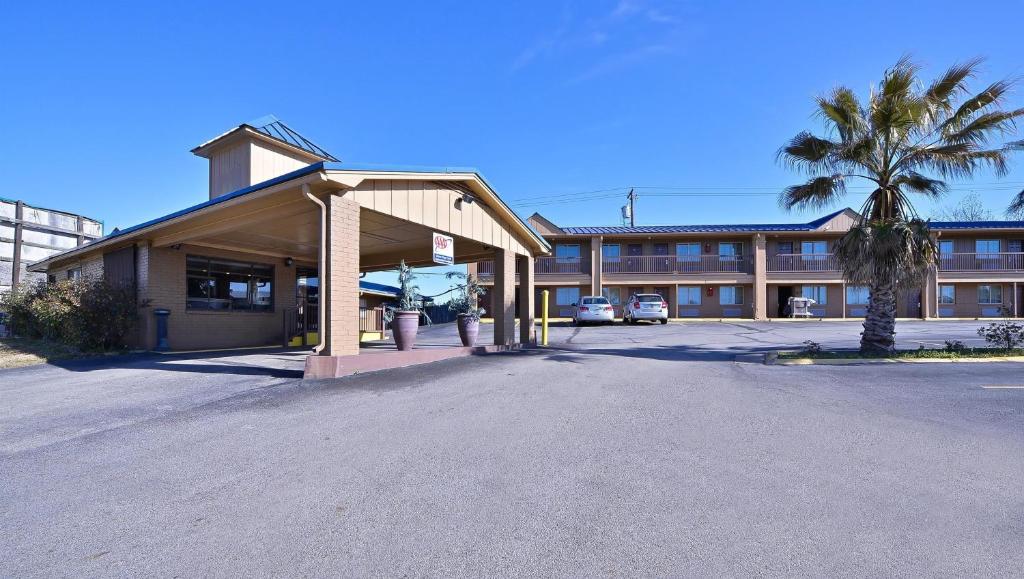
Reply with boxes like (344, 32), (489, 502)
(303, 184), (327, 355)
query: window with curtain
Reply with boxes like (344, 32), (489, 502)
(602, 244), (620, 261)
(801, 240), (828, 261)
(978, 284), (1002, 304)
(939, 285), (955, 304)
(186, 255), (274, 311)
(802, 285), (828, 304)
(845, 286), (869, 305)
(555, 244), (581, 263)
(719, 286), (743, 305)
(556, 287), (580, 305)
(718, 242), (742, 260)
(676, 242), (700, 262)
(601, 287), (621, 305)
(677, 286), (701, 305)
(976, 239), (1000, 258)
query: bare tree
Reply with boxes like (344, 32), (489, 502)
(933, 192), (994, 221)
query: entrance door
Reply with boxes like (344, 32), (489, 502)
(907, 288), (922, 318)
(777, 286), (793, 317)
(626, 243), (643, 272)
(293, 267), (319, 346)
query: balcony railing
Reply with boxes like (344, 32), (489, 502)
(477, 256), (590, 276)
(939, 252), (1024, 272)
(603, 255), (752, 274)
(768, 253), (840, 273)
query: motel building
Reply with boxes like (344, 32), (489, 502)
(29, 117), (550, 378)
(472, 211), (1024, 321)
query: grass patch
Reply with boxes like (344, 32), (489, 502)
(777, 347), (1024, 361)
(0, 337), (85, 369)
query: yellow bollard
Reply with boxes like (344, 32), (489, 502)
(541, 290), (549, 346)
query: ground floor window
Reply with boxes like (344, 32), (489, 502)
(939, 285), (956, 304)
(556, 287), (580, 305)
(601, 287), (621, 305)
(678, 286), (701, 305)
(846, 285), (869, 305)
(67, 268), (82, 281)
(802, 285), (828, 304)
(720, 286), (743, 305)
(978, 284), (1002, 305)
(186, 255), (274, 311)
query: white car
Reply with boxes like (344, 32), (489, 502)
(623, 293), (669, 324)
(573, 296), (615, 325)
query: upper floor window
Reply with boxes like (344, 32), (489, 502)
(938, 240), (954, 255)
(801, 241), (828, 260)
(602, 244), (620, 260)
(186, 255), (274, 312)
(555, 244), (580, 263)
(719, 242), (742, 260)
(976, 239), (1000, 258)
(676, 242), (700, 262)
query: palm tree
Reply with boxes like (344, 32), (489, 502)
(778, 57), (1024, 353)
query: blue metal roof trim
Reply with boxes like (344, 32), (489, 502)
(930, 220), (1024, 229)
(359, 280), (400, 296)
(560, 207), (856, 235)
(93, 163), (328, 244)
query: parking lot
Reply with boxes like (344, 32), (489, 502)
(2, 320), (1023, 576)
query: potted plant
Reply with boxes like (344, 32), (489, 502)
(446, 271), (486, 347)
(386, 260), (429, 351)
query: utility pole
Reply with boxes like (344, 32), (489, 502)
(627, 188), (636, 227)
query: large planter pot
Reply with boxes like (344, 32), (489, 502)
(456, 314), (480, 347)
(392, 310), (420, 351)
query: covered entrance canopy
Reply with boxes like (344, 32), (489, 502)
(30, 162), (550, 368)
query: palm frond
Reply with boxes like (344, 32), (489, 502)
(941, 79), (1013, 132)
(1007, 189), (1024, 217)
(925, 58), (982, 112)
(816, 87), (864, 141)
(779, 175), (846, 210)
(835, 219), (935, 286)
(892, 172), (947, 197)
(776, 132), (836, 172)
(943, 108), (1024, 146)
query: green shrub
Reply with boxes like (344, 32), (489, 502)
(0, 279), (138, 351)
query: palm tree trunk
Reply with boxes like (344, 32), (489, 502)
(860, 280), (897, 354)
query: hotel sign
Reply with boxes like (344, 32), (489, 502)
(432, 232), (454, 265)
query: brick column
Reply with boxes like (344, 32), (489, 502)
(590, 235), (603, 297)
(323, 193), (361, 356)
(518, 254), (535, 344)
(753, 233), (767, 320)
(493, 248), (516, 345)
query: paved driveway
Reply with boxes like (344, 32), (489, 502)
(2, 321), (1022, 576)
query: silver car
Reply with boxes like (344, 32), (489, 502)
(573, 296), (615, 325)
(623, 293), (669, 324)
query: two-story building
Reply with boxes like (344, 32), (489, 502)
(473, 209), (1024, 321)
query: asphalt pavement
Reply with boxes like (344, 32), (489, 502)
(2, 320), (1022, 576)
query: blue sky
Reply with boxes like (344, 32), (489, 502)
(3, 0), (1023, 296)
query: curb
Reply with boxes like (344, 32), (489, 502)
(767, 352), (1024, 366)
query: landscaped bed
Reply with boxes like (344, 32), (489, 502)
(773, 346), (1024, 365)
(0, 338), (84, 369)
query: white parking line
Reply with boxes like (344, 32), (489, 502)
(981, 385), (1024, 389)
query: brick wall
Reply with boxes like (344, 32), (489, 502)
(140, 244), (296, 350)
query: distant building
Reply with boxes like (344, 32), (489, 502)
(0, 198), (103, 292)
